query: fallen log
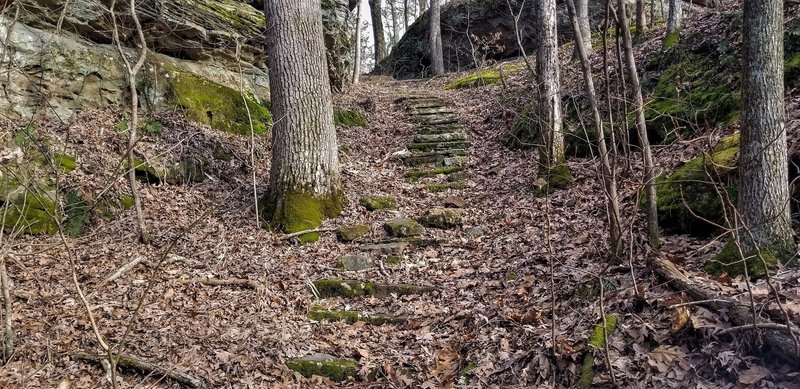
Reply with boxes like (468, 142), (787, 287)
(73, 352), (203, 388)
(650, 254), (800, 362)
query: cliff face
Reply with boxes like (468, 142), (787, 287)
(377, 0), (605, 79)
(0, 0), (352, 121)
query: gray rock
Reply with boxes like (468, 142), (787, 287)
(383, 218), (424, 237)
(336, 255), (373, 271)
(360, 242), (410, 254)
(416, 208), (463, 229)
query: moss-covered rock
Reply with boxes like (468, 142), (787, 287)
(286, 354), (357, 382)
(163, 68), (272, 135)
(336, 255), (373, 271)
(445, 66), (511, 90)
(307, 305), (403, 325)
(644, 53), (740, 143)
(336, 224), (371, 242)
(425, 182), (468, 193)
(359, 241), (409, 254)
(705, 239), (796, 279)
(333, 108), (367, 127)
(405, 166), (465, 181)
(383, 218), (424, 237)
(130, 157), (208, 185)
(0, 167), (59, 235)
(358, 195), (397, 211)
(416, 208), (463, 229)
(534, 163), (574, 196)
(652, 133), (739, 236)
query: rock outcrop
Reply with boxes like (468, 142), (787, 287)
(377, 0), (605, 79)
(1, 0), (352, 125)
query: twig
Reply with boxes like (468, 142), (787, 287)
(282, 228), (332, 240)
(73, 352), (203, 388)
(668, 299), (730, 309)
(715, 323), (800, 337)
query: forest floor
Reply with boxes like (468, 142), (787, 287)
(2, 6), (800, 389)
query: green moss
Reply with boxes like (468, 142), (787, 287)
(165, 68), (272, 135)
(406, 166), (465, 181)
(358, 195), (396, 211)
(286, 356), (357, 382)
(333, 108), (367, 127)
(143, 120), (164, 136)
(534, 164), (574, 196)
(662, 31), (680, 50)
(383, 218), (424, 237)
(385, 255), (403, 265)
(786, 53), (800, 88)
(705, 239), (796, 278)
(0, 185), (58, 235)
(445, 64), (523, 90)
(651, 133), (739, 235)
(579, 315), (618, 389)
(457, 362), (477, 385)
(307, 306), (401, 325)
(13, 124), (38, 147)
(263, 189), (344, 243)
(504, 273), (518, 282)
(118, 195), (135, 209)
(645, 54), (740, 143)
(336, 224), (371, 242)
(52, 154), (77, 173)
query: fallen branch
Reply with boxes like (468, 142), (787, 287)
(650, 254), (800, 362)
(282, 228), (332, 240)
(98, 256), (145, 288)
(176, 278), (261, 290)
(73, 352), (203, 388)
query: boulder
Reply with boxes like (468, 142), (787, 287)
(383, 218), (424, 237)
(416, 208), (463, 229)
(336, 224), (371, 242)
(377, 0), (605, 79)
(336, 255), (373, 271)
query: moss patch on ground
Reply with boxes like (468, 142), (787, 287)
(578, 315), (618, 389)
(333, 108), (367, 127)
(165, 68), (272, 135)
(652, 133), (739, 236)
(706, 239), (796, 279)
(534, 163), (574, 196)
(662, 31), (680, 51)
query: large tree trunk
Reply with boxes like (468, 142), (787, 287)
(428, 0), (444, 76)
(535, 0), (570, 191)
(566, 0), (622, 258)
(263, 0), (344, 238)
(404, 0), (410, 29)
(617, 0), (659, 246)
(636, 0), (646, 34)
(353, 0), (363, 84)
(737, 0), (793, 257)
(389, 0), (400, 49)
(665, 0), (681, 46)
(369, 0), (387, 63)
(575, 0), (592, 57)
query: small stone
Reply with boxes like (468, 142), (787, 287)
(416, 208), (463, 229)
(383, 218), (424, 237)
(336, 255), (373, 271)
(336, 224), (371, 242)
(286, 353), (357, 382)
(443, 196), (466, 208)
(360, 242), (409, 254)
(358, 195), (397, 211)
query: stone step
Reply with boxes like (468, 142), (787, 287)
(286, 353), (357, 382)
(426, 182), (468, 192)
(414, 116), (459, 126)
(416, 124), (464, 134)
(360, 241), (410, 254)
(414, 132), (467, 143)
(313, 279), (435, 298)
(307, 306), (405, 325)
(402, 150), (469, 166)
(383, 218), (424, 237)
(405, 165), (466, 181)
(417, 208), (463, 229)
(410, 107), (456, 116)
(408, 140), (471, 151)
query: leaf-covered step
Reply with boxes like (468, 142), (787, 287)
(286, 353), (357, 382)
(402, 150), (469, 166)
(307, 306), (405, 325)
(416, 124), (463, 134)
(312, 279), (435, 298)
(414, 132), (467, 143)
(405, 166), (466, 181)
(414, 115), (458, 126)
(410, 107), (456, 116)
(408, 140), (471, 151)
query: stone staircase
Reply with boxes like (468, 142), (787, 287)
(286, 94), (471, 383)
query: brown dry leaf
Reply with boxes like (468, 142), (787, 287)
(431, 347), (460, 377)
(648, 345), (686, 373)
(738, 365), (772, 385)
(670, 306), (690, 333)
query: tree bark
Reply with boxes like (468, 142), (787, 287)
(636, 0), (646, 34)
(666, 0), (681, 45)
(738, 0), (793, 254)
(389, 0), (400, 49)
(404, 0), (410, 29)
(617, 0), (659, 247)
(428, 0), (444, 76)
(263, 0), (344, 236)
(567, 0), (622, 259)
(369, 0), (387, 63)
(418, 0), (428, 14)
(353, 0), (363, 84)
(575, 0), (593, 57)
(535, 0), (569, 188)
